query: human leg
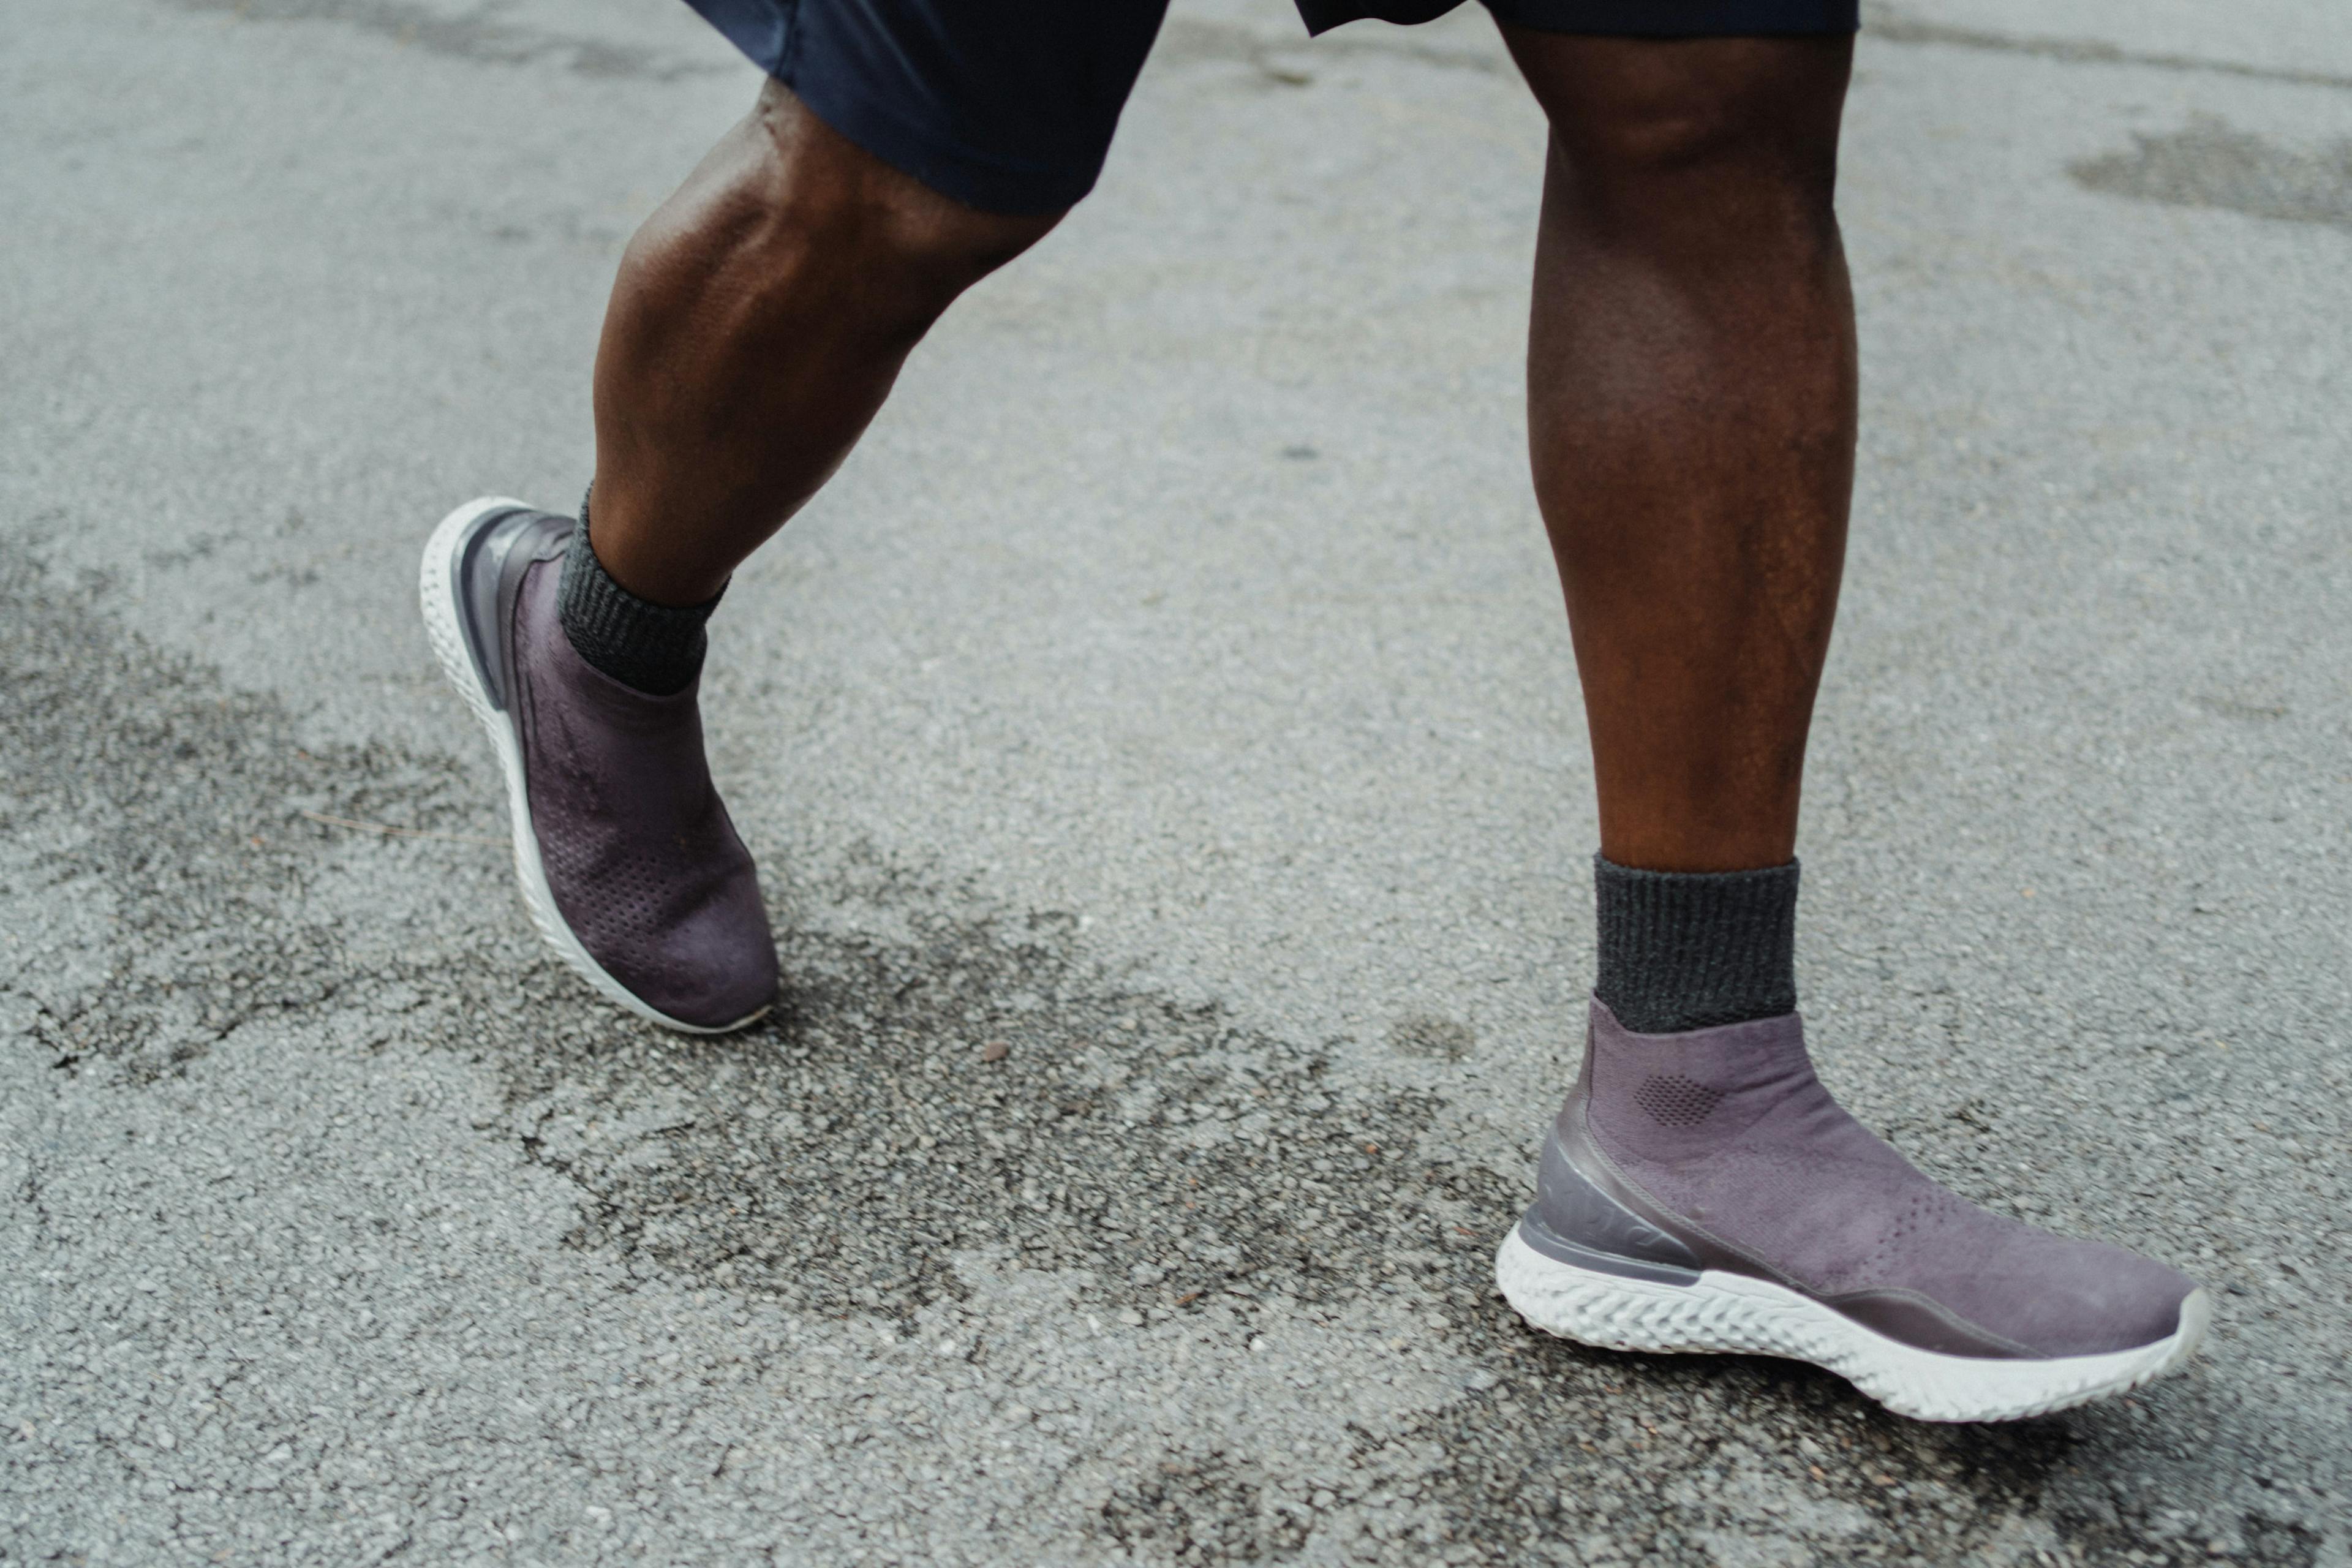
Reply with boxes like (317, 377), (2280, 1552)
(1487, 30), (2204, 1419)
(1510, 31), (1854, 1043)
(419, 92), (1061, 1031)
(421, 0), (1167, 1030)
(586, 84), (1064, 609)
(1509, 30), (1853, 876)
(589, 0), (1173, 605)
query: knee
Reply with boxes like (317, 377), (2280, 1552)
(765, 108), (1061, 318)
(635, 84), (1063, 345)
(1516, 35), (1850, 235)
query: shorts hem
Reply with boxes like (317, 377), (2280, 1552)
(683, 0), (1102, 214)
(785, 72), (1098, 215)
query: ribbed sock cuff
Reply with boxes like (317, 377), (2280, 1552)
(1594, 856), (1800, 1035)
(555, 491), (723, 696)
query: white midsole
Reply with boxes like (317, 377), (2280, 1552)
(1494, 1227), (2209, 1423)
(417, 496), (767, 1038)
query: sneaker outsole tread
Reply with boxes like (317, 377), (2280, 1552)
(1495, 1227), (2209, 1422)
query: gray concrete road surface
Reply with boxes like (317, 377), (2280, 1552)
(4, 0), (2349, 1562)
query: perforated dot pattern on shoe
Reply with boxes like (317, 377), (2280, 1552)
(538, 825), (690, 951)
(530, 761), (742, 963)
(1635, 1073), (1725, 1128)
(1866, 1185), (1984, 1274)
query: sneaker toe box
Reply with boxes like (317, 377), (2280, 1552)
(609, 880), (779, 1031)
(1987, 1235), (2201, 1358)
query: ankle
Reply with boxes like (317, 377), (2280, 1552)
(555, 491), (724, 697)
(1591, 855), (1799, 1033)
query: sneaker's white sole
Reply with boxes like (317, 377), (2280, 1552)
(1495, 1227), (2210, 1423)
(418, 496), (769, 1037)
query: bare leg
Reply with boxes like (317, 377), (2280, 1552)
(1502, 31), (1856, 872)
(586, 83), (1062, 607)
(1488, 41), (2208, 1418)
(420, 85), (1063, 1031)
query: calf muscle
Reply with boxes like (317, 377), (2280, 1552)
(1504, 31), (1856, 872)
(587, 85), (1061, 606)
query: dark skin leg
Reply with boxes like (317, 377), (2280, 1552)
(1500, 31), (1857, 873)
(587, 43), (1852, 878)
(587, 82), (1062, 608)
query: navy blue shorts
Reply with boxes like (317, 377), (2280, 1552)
(686, 0), (1858, 214)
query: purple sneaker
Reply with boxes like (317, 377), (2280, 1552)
(419, 496), (777, 1034)
(1496, 1000), (2209, 1422)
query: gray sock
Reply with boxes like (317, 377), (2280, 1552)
(1593, 855), (1800, 1035)
(556, 490), (723, 697)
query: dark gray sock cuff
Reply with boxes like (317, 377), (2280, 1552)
(555, 490), (723, 697)
(1594, 856), (1800, 1035)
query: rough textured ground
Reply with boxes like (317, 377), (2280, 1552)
(3, 0), (2348, 1563)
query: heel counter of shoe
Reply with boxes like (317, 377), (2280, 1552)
(1518, 1072), (1703, 1284)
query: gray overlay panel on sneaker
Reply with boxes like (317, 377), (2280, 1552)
(1518, 1130), (1701, 1285)
(448, 505), (551, 712)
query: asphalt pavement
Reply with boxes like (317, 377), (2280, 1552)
(4, 0), (2349, 1562)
